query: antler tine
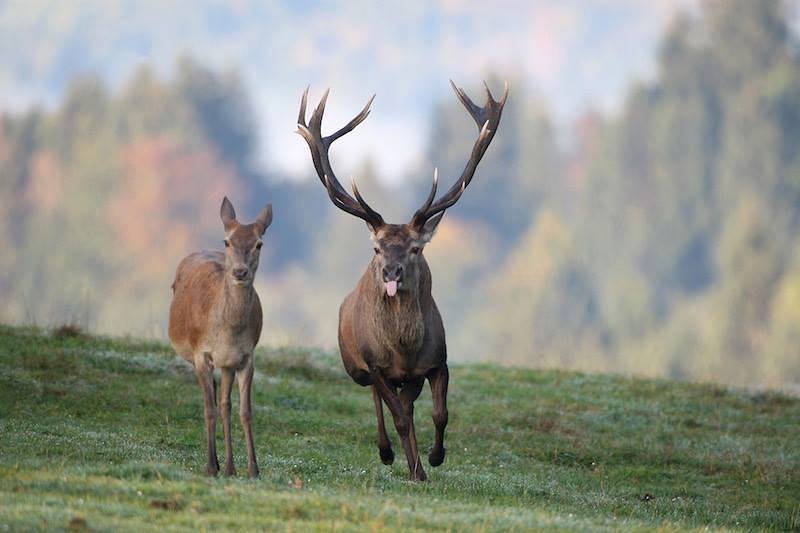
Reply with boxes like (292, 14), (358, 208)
(410, 167), (439, 226)
(483, 80), (493, 102)
(296, 87), (384, 228)
(481, 79), (509, 106)
(296, 87), (327, 187)
(298, 86), (310, 127)
(412, 81), (507, 227)
(308, 88), (330, 135)
(450, 79), (483, 127)
(432, 181), (467, 214)
(323, 175), (373, 220)
(330, 94), (375, 144)
(351, 177), (384, 224)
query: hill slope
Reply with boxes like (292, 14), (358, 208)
(0, 325), (798, 531)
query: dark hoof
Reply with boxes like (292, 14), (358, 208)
(379, 446), (395, 465)
(428, 446), (446, 467)
(207, 455), (220, 476)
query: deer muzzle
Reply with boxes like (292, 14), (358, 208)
(382, 264), (404, 297)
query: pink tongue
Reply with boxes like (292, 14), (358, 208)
(385, 280), (398, 297)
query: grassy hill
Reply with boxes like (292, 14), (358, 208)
(0, 324), (798, 531)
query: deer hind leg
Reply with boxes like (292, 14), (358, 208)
(372, 385), (394, 465)
(399, 379), (426, 481)
(219, 367), (237, 477)
(237, 354), (259, 478)
(195, 355), (219, 476)
(373, 375), (426, 481)
(213, 374), (218, 406)
(427, 364), (449, 467)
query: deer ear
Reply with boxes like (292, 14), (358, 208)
(420, 212), (444, 243)
(220, 196), (237, 230)
(254, 203), (273, 236)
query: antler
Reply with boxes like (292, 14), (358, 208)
(411, 80), (508, 228)
(296, 87), (385, 229)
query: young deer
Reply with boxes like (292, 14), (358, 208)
(297, 81), (507, 481)
(168, 197), (272, 478)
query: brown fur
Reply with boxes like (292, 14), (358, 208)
(168, 197), (271, 478)
(296, 81), (506, 481)
(341, 245), (441, 383)
(336, 224), (449, 481)
(169, 250), (262, 363)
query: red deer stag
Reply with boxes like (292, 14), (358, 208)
(168, 197), (272, 477)
(297, 81), (507, 481)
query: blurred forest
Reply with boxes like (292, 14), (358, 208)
(1, 0), (799, 386)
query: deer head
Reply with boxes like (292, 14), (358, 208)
(296, 81), (507, 297)
(219, 197), (273, 286)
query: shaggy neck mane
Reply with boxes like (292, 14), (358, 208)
(365, 258), (426, 351)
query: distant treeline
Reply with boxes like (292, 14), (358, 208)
(1, 0), (798, 385)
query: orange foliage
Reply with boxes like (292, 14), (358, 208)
(108, 137), (242, 279)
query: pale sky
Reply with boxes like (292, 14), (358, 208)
(0, 1), (698, 182)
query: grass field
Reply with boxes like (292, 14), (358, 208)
(0, 324), (798, 531)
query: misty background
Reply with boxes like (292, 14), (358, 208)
(1, 0), (799, 387)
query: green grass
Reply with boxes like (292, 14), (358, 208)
(0, 324), (798, 531)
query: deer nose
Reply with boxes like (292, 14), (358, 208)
(382, 264), (404, 282)
(232, 267), (249, 280)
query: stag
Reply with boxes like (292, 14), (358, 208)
(297, 81), (507, 480)
(168, 197), (272, 477)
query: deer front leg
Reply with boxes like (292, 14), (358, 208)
(399, 379), (426, 481)
(219, 367), (236, 477)
(238, 355), (259, 478)
(372, 385), (394, 465)
(195, 356), (219, 476)
(373, 374), (426, 481)
(427, 364), (449, 467)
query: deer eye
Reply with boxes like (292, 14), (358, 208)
(373, 247), (381, 255)
(255, 242), (263, 250)
(223, 239), (230, 248)
(410, 246), (420, 255)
